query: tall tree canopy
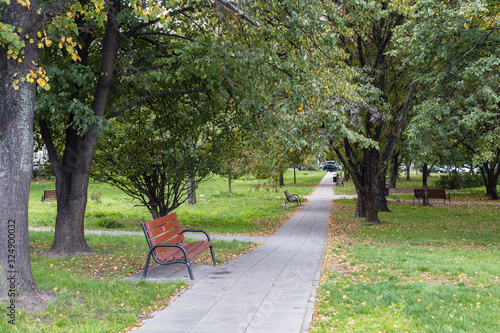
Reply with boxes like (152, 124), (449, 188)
(35, 0), (266, 256)
(398, 0), (500, 199)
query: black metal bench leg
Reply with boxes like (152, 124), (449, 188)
(209, 245), (216, 266)
(186, 261), (194, 280)
(143, 250), (154, 278)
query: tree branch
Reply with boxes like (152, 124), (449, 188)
(39, 119), (63, 179)
(216, 0), (260, 27)
(105, 89), (212, 120)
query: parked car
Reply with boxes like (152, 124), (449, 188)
(323, 161), (339, 172)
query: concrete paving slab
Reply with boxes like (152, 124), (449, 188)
(131, 173), (335, 333)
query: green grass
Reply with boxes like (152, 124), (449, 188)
(29, 170), (326, 235)
(311, 200), (500, 332)
(0, 231), (259, 332)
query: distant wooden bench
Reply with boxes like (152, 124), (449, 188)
(413, 188), (451, 204)
(141, 212), (216, 280)
(42, 189), (57, 201)
(284, 190), (300, 206)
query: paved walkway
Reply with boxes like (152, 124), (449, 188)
(129, 173), (336, 333)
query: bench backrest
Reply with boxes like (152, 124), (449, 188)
(284, 190), (290, 198)
(142, 212), (185, 256)
(414, 188), (446, 198)
(44, 190), (57, 199)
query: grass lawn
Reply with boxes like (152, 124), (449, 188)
(0, 231), (258, 332)
(29, 169), (326, 235)
(0, 170), (325, 332)
(311, 200), (500, 332)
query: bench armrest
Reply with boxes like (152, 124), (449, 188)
(182, 229), (212, 242)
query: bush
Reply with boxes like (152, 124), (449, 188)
(96, 218), (124, 229)
(91, 189), (102, 202)
(435, 171), (483, 189)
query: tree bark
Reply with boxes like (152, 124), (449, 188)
(481, 161), (499, 200)
(227, 165), (232, 195)
(421, 164), (431, 206)
(187, 174), (197, 204)
(355, 182), (381, 224)
(405, 163), (411, 180)
(352, 148), (382, 224)
(388, 152), (400, 188)
(343, 171), (350, 181)
(47, 129), (96, 255)
(377, 173), (391, 212)
(0, 0), (54, 307)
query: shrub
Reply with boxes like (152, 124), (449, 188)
(434, 171), (483, 189)
(91, 189), (102, 202)
(96, 218), (124, 229)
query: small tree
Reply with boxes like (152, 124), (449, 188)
(93, 94), (225, 219)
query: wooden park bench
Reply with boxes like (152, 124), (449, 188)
(42, 189), (57, 201)
(141, 212), (216, 280)
(413, 188), (451, 204)
(284, 190), (300, 206)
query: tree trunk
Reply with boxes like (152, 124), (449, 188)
(406, 163), (411, 180)
(353, 148), (381, 224)
(355, 184), (381, 224)
(47, 129), (96, 255)
(187, 174), (197, 204)
(279, 172), (285, 186)
(227, 165), (232, 195)
(343, 171), (350, 181)
(377, 174), (390, 212)
(294, 167), (296, 184)
(421, 164), (431, 206)
(388, 152), (400, 189)
(0, 1), (54, 308)
(481, 162), (499, 200)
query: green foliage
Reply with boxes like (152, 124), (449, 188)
(96, 217), (123, 229)
(396, 0), (500, 196)
(435, 172), (484, 189)
(90, 189), (101, 202)
(92, 92), (229, 217)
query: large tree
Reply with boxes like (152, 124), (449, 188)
(319, 1), (416, 224)
(0, 0), (71, 307)
(396, 0), (500, 199)
(36, 0), (261, 255)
